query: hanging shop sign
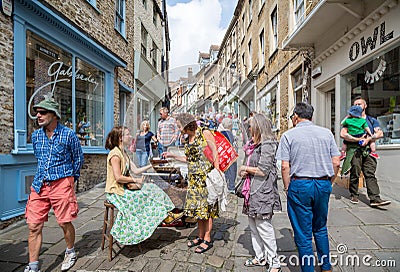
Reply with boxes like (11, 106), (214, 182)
(0, 0), (12, 16)
(348, 22), (394, 62)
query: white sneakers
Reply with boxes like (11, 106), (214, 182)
(61, 252), (77, 271)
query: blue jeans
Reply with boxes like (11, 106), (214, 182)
(287, 178), (332, 272)
(136, 150), (148, 167)
(157, 142), (175, 158)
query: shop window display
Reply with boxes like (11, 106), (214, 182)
(347, 45), (400, 145)
(26, 31), (105, 147)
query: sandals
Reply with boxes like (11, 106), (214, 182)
(194, 240), (213, 254)
(244, 258), (267, 267)
(187, 237), (203, 248)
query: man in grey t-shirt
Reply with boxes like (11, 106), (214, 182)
(276, 102), (340, 272)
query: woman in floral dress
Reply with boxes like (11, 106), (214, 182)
(163, 113), (219, 254)
(105, 126), (174, 245)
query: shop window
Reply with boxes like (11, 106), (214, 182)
(260, 88), (278, 130)
(347, 45), (400, 145)
(26, 31), (105, 147)
(115, 0), (125, 36)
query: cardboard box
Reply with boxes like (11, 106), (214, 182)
(334, 170), (364, 189)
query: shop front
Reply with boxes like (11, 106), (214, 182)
(312, 2), (400, 181)
(0, 0), (125, 220)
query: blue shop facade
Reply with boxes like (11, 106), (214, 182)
(0, 0), (127, 221)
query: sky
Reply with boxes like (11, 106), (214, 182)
(166, 0), (237, 74)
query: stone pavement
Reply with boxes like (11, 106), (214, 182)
(1, 171), (399, 271)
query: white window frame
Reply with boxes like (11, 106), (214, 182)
(141, 24), (148, 57)
(115, 0), (125, 36)
(294, 0), (304, 27)
(248, 39), (252, 70)
(249, 0), (253, 21)
(259, 29), (265, 68)
(271, 7), (278, 51)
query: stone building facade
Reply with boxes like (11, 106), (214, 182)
(216, 0), (308, 135)
(0, 0), (167, 221)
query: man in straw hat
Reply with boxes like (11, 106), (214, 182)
(24, 98), (84, 272)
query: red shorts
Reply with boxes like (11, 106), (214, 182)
(25, 176), (79, 224)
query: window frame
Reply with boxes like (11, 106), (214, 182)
(141, 24), (148, 57)
(259, 29), (265, 68)
(153, 5), (157, 26)
(248, 39), (252, 70)
(152, 42), (158, 68)
(271, 6), (278, 52)
(115, 0), (126, 37)
(294, 0), (304, 27)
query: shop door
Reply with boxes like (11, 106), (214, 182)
(326, 89), (336, 137)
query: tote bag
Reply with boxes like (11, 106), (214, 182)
(203, 130), (239, 172)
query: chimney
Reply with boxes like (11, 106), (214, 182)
(187, 67), (193, 82)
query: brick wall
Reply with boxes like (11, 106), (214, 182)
(0, 14), (14, 154)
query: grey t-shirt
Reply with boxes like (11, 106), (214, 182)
(136, 135), (146, 151)
(276, 120), (340, 178)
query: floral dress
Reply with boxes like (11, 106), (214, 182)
(184, 128), (219, 219)
(105, 148), (174, 245)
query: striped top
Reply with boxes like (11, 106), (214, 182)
(276, 120), (340, 178)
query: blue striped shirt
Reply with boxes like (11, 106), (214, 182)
(32, 122), (84, 193)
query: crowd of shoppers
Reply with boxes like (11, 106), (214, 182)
(25, 99), (391, 272)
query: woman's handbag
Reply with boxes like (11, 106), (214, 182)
(234, 178), (245, 198)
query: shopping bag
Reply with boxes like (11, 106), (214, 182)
(203, 130), (239, 172)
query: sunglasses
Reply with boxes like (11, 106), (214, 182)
(36, 110), (49, 115)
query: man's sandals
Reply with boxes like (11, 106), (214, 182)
(194, 240), (213, 254)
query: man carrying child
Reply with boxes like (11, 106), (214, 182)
(340, 97), (391, 207)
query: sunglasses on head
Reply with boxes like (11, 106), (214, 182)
(36, 110), (49, 115)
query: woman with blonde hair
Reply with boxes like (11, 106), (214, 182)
(105, 126), (174, 245)
(238, 114), (282, 271)
(134, 120), (157, 167)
